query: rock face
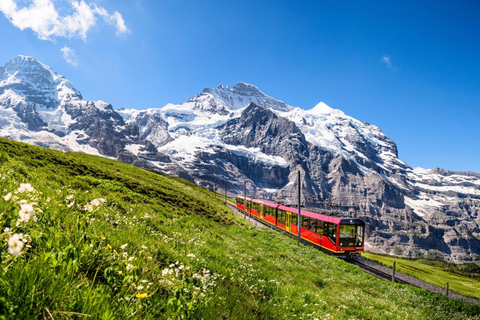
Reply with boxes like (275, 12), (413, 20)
(1, 55), (480, 263)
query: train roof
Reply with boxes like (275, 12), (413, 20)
(277, 204), (344, 224)
(239, 196), (364, 225)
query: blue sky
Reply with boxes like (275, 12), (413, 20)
(0, 1), (479, 172)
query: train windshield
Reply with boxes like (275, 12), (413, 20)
(339, 224), (364, 247)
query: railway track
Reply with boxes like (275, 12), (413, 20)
(345, 257), (409, 285)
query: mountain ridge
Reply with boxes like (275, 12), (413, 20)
(1, 55), (480, 262)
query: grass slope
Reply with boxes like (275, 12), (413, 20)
(0, 137), (479, 319)
(362, 252), (480, 300)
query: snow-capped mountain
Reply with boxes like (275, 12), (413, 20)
(1, 55), (480, 262)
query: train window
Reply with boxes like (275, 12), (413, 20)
(266, 206), (271, 216)
(324, 223), (337, 243)
(309, 219), (316, 232)
(278, 210), (286, 225)
(302, 216), (310, 230)
(315, 220), (323, 235)
(339, 224), (364, 247)
(291, 213), (297, 226)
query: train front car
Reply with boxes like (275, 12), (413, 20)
(338, 218), (365, 258)
(234, 195), (366, 258)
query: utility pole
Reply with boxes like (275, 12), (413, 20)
(224, 180), (227, 204)
(297, 171), (301, 246)
(244, 180), (246, 219)
(392, 261), (396, 282)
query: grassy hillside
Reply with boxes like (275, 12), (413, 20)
(363, 252), (480, 300)
(0, 138), (479, 319)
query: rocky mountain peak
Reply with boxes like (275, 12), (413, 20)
(3, 55), (56, 85)
(0, 55), (82, 109)
(195, 83), (292, 112)
(307, 101), (344, 116)
(231, 82), (262, 94)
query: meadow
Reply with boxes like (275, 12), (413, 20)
(0, 137), (479, 319)
(362, 252), (480, 301)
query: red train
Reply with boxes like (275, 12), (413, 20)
(236, 196), (365, 257)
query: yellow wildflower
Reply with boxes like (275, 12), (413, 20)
(136, 293), (148, 299)
(101, 236), (106, 240)
(107, 244), (112, 249)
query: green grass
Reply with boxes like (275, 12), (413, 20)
(0, 137), (479, 319)
(362, 252), (480, 300)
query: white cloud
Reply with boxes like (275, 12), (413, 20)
(61, 45), (78, 66)
(382, 56), (396, 71)
(0, 0), (129, 41)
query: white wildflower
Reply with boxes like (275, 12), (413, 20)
(18, 183), (34, 193)
(126, 264), (134, 271)
(90, 198), (106, 207)
(3, 192), (12, 201)
(19, 203), (34, 222)
(120, 243), (128, 249)
(8, 233), (24, 255)
(187, 253), (196, 258)
(162, 268), (173, 276)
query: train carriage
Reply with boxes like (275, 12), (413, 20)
(235, 196), (365, 257)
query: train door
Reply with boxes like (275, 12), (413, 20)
(286, 212), (291, 232)
(260, 204), (264, 219)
